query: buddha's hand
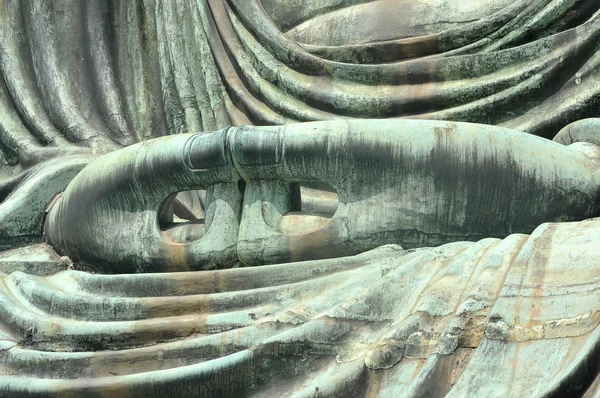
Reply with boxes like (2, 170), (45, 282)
(45, 120), (600, 273)
(45, 129), (243, 273)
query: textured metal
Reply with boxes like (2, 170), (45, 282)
(1, 220), (600, 396)
(1, 1), (600, 397)
(45, 120), (600, 271)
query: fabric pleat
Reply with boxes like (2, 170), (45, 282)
(1, 0), (599, 179)
(1, 0), (600, 242)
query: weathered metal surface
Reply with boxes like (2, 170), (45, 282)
(1, 220), (600, 396)
(0, 156), (92, 250)
(45, 120), (600, 271)
(0, 243), (69, 276)
(1, 1), (600, 397)
(0, 0), (599, 184)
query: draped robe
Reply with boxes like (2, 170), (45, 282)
(1, 1), (600, 396)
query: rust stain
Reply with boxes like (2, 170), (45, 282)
(143, 294), (210, 318)
(163, 243), (190, 272)
(287, 219), (346, 263)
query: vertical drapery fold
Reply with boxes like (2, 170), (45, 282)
(0, 0), (599, 174)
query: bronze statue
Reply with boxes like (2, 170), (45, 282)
(1, 1), (600, 396)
